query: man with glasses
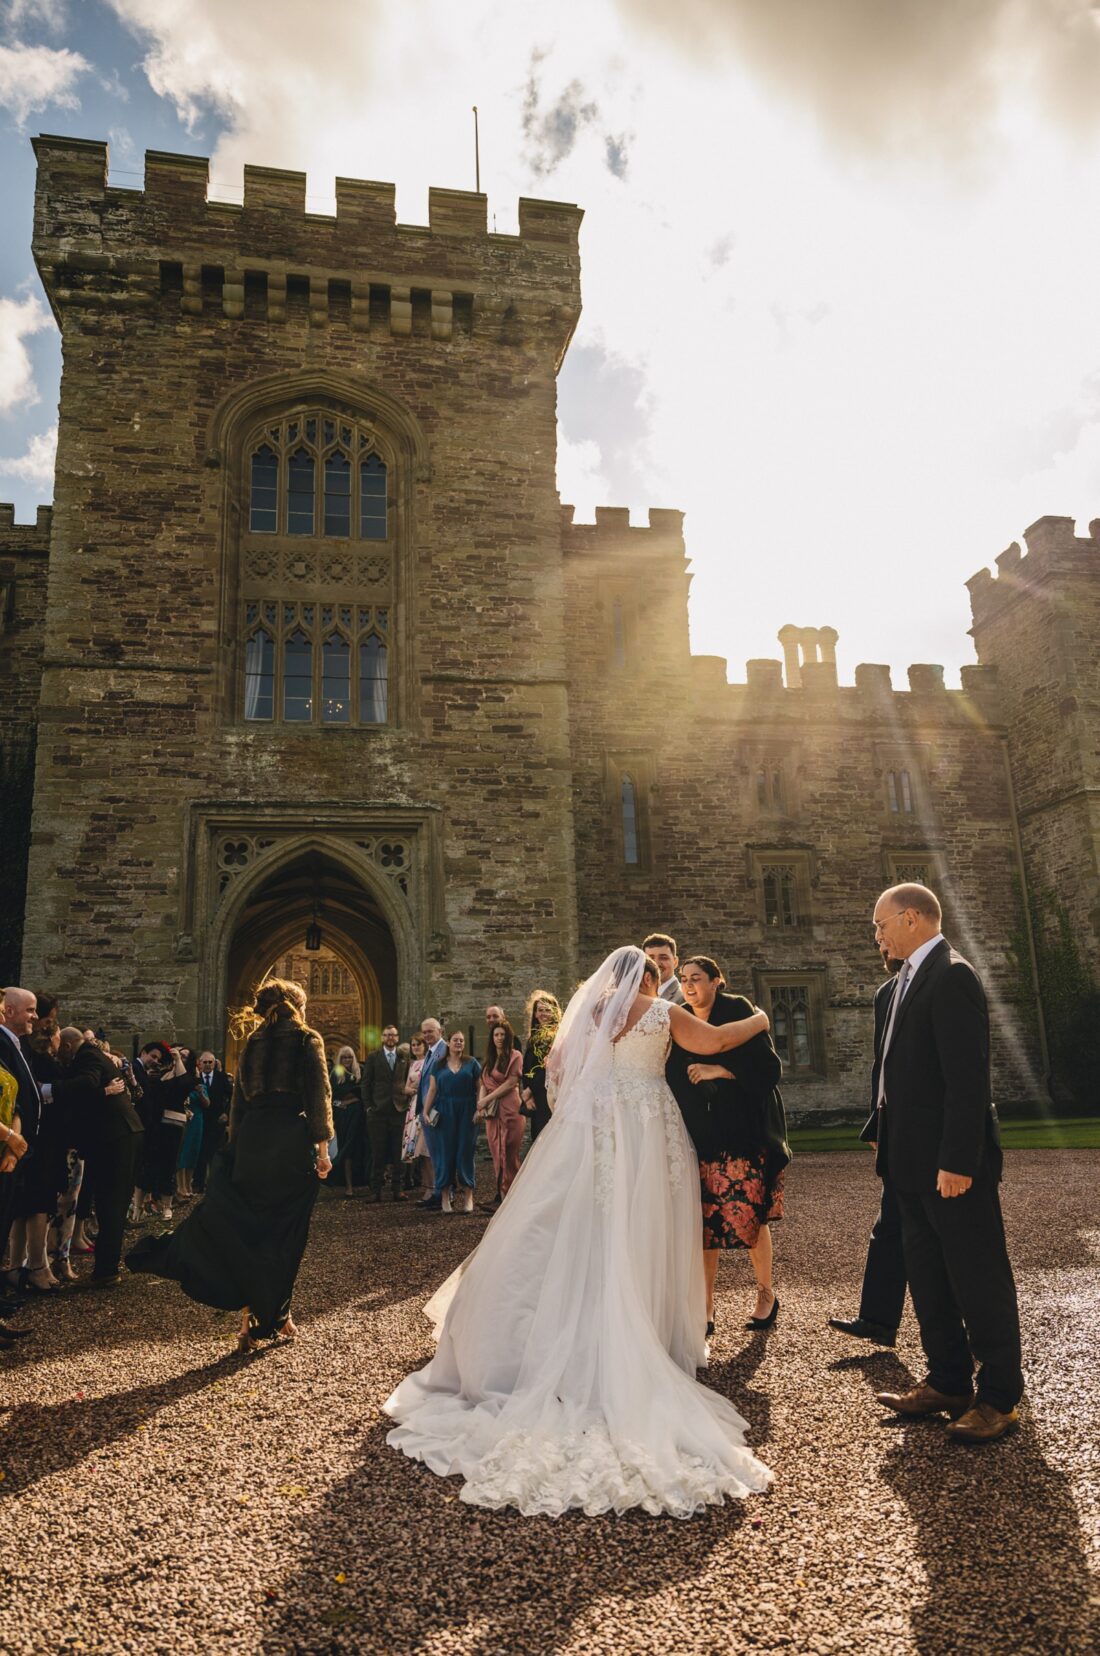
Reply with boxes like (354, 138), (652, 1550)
(867, 883), (1023, 1443)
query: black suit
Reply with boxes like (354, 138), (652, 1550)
(57, 1044), (143, 1278)
(873, 939), (1022, 1412)
(194, 1069), (233, 1193)
(854, 974), (908, 1332)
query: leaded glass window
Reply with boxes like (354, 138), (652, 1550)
(283, 628), (313, 721)
(324, 451), (351, 537)
(762, 864), (798, 927)
(322, 632), (351, 724)
(249, 445), (278, 533)
(360, 453), (387, 540)
(770, 984), (813, 1072)
(243, 627), (274, 719)
(359, 633), (388, 724)
(287, 449), (315, 536)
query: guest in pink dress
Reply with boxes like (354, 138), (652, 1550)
(476, 1021), (524, 1212)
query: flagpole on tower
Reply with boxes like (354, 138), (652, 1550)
(473, 105), (481, 194)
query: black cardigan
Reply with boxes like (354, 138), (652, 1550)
(666, 992), (790, 1173)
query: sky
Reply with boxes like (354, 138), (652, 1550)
(2, 0), (1100, 685)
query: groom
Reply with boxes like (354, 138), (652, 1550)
(869, 883), (1023, 1443)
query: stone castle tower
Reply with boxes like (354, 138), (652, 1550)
(3, 135), (1097, 1109)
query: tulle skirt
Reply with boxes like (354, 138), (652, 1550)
(384, 1085), (772, 1518)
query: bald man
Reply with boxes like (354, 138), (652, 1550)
(868, 884), (1023, 1445)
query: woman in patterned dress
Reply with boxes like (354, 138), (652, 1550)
(666, 956), (789, 1336)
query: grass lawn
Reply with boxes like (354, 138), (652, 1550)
(788, 1116), (1100, 1153)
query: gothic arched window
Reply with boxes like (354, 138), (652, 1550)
(239, 409), (397, 727)
(324, 450), (351, 537)
(359, 632), (388, 724)
(283, 627), (313, 721)
(322, 632), (351, 724)
(249, 445), (278, 533)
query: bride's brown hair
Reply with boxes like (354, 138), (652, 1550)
(254, 977), (307, 1029)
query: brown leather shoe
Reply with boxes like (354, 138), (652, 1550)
(946, 1401), (1020, 1443)
(875, 1382), (974, 1419)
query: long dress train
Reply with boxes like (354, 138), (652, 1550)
(385, 988), (772, 1517)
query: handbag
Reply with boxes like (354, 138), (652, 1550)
(481, 1093), (500, 1119)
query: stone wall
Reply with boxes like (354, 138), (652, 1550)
(563, 510), (1043, 1116)
(0, 504), (51, 980)
(968, 517), (1100, 1104)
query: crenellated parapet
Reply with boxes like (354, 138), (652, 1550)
(561, 504), (686, 559)
(31, 135), (583, 349)
(967, 515), (1100, 629)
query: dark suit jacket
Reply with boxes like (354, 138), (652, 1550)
(363, 1047), (410, 1112)
(859, 973), (896, 1146)
(871, 939), (1001, 1192)
(0, 1030), (41, 1145)
(54, 1043), (144, 1154)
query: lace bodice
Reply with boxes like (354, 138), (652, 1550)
(613, 994), (673, 1078)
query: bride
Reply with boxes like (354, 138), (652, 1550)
(384, 945), (775, 1518)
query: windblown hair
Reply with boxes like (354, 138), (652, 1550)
(254, 977), (308, 1029)
(524, 988), (562, 1036)
(484, 1018), (517, 1073)
(680, 954), (726, 988)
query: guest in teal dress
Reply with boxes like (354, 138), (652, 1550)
(176, 1072), (207, 1200)
(423, 1032), (481, 1214)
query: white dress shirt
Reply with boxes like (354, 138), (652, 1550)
(901, 933), (945, 995)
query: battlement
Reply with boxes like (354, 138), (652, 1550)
(967, 514), (1100, 628)
(561, 505), (686, 556)
(0, 503), (53, 543)
(31, 136), (582, 344)
(722, 625), (1001, 721)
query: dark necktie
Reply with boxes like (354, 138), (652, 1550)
(876, 959), (910, 1108)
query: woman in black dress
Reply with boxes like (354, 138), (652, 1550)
(519, 990), (562, 1142)
(666, 956), (789, 1336)
(127, 979), (333, 1350)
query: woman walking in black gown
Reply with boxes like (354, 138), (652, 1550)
(127, 980), (333, 1351)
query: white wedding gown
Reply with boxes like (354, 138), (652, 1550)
(384, 994), (772, 1517)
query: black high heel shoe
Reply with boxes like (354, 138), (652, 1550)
(746, 1293), (779, 1331)
(705, 1319), (716, 1339)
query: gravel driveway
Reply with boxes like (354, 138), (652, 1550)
(1, 1149), (1097, 1655)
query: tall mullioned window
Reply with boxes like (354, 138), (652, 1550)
(238, 408), (396, 727)
(247, 415), (388, 540)
(242, 602), (390, 727)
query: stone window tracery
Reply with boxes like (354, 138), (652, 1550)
(242, 602), (389, 727)
(238, 406), (396, 727)
(756, 973), (826, 1077)
(246, 415), (389, 541)
(621, 775), (639, 865)
(887, 769), (914, 814)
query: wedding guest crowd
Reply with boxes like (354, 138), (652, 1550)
(1, 884), (1022, 1445)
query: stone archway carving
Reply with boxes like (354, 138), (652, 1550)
(198, 832), (422, 1053)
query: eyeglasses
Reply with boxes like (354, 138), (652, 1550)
(872, 908), (911, 935)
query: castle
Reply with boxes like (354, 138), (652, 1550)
(2, 135), (1097, 1112)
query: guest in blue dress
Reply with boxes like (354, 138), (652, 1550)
(175, 1061), (207, 1200)
(423, 1033), (482, 1214)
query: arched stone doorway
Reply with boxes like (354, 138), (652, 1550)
(222, 847), (398, 1070)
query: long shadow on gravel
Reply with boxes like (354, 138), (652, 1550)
(260, 1421), (759, 1655)
(0, 1353), (237, 1496)
(838, 1357), (1100, 1656)
(883, 1421), (1098, 1655)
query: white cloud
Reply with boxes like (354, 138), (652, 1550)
(557, 434), (614, 523)
(0, 292), (52, 414)
(0, 41), (89, 126)
(4, 0), (69, 33)
(100, 1), (1100, 683)
(0, 420), (56, 485)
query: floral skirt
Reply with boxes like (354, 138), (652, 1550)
(699, 1151), (785, 1251)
